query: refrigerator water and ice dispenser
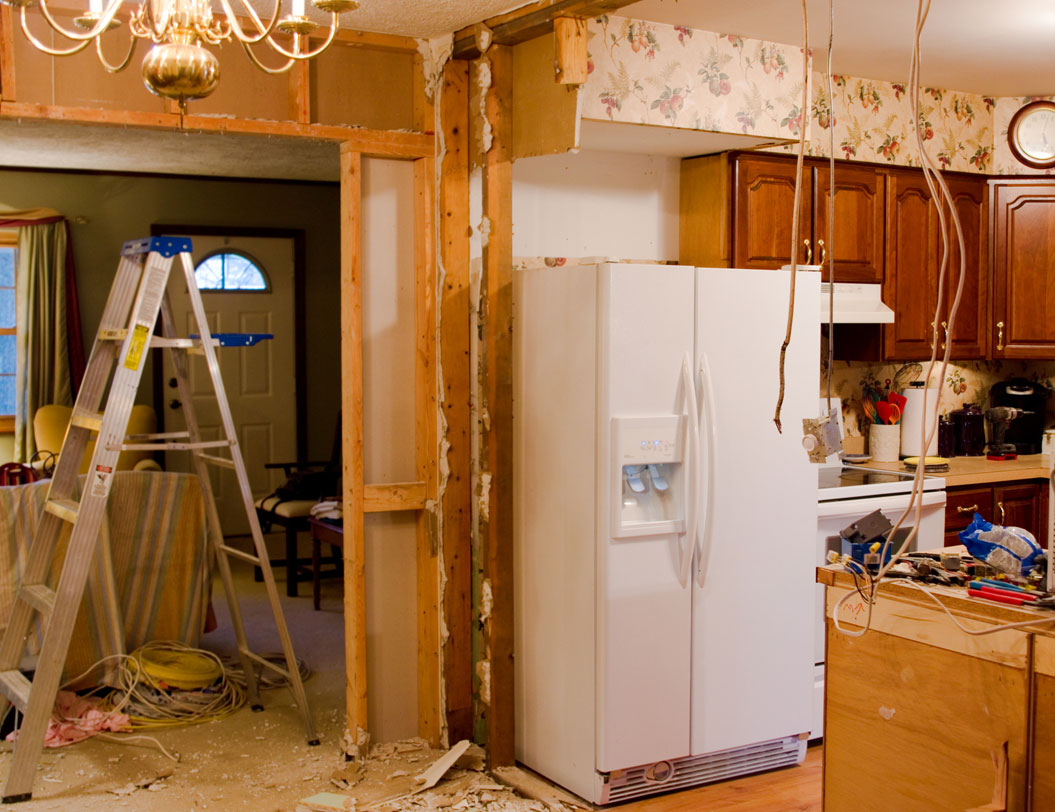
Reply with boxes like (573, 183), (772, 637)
(611, 415), (685, 538)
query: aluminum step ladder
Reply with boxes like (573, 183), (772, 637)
(0, 236), (318, 803)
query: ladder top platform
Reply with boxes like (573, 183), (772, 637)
(121, 236), (193, 258)
(189, 333), (274, 347)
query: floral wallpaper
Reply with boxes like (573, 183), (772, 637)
(768, 72), (995, 174)
(583, 17), (809, 142)
(992, 96), (1055, 175)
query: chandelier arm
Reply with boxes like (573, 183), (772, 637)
(35, 0), (124, 42)
(240, 39), (295, 74)
(217, 0), (280, 45)
(261, 18), (338, 61)
(94, 30), (137, 73)
(19, 6), (93, 56)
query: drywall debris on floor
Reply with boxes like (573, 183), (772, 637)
(302, 738), (585, 812)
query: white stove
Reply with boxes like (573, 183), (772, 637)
(810, 402), (947, 741)
(818, 464), (946, 501)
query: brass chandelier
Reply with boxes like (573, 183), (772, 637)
(0, 0), (359, 108)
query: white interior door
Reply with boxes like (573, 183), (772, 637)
(162, 234), (297, 536)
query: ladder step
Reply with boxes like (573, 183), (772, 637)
(115, 440), (233, 452)
(44, 498), (79, 524)
(98, 328), (127, 341)
(218, 545), (261, 566)
(0, 670), (31, 713)
(199, 453), (236, 470)
(19, 584), (55, 617)
(69, 410), (104, 433)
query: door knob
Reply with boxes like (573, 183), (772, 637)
(169, 399), (182, 410)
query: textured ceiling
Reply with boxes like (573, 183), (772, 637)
(328, 0), (526, 38)
(626, 0), (1055, 97)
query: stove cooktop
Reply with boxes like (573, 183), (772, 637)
(817, 464), (945, 502)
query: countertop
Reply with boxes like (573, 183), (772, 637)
(860, 453), (1051, 488)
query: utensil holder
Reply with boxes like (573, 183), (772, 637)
(869, 423), (901, 462)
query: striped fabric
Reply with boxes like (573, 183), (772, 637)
(0, 471), (211, 686)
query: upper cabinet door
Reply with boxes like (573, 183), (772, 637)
(940, 176), (988, 359)
(733, 155), (813, 270)
(884, 169), (939, 360)
(813, 163), (885, 284)
(992, 182), (1055, 359)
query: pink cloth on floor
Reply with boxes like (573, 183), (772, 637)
(5, 690), (131, 747)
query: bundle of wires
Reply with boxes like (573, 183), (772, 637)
(110, 641), (245, 729)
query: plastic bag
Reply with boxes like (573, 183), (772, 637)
(958, 513), (1042, 577)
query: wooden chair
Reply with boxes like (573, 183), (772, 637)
(254, 413), (341, 598)
(0, 463), (38, 486)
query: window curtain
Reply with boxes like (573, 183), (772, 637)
(0, 209), (86, 462)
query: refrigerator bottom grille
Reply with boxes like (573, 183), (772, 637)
(600, 736), (806, 804)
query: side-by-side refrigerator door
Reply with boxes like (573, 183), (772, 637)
(691, 266), (820, 756)
(596, 263), (698, 773)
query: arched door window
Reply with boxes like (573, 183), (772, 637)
(194, 250), (270, 291)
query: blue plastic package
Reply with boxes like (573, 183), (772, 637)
(958, 513), (1042, 577)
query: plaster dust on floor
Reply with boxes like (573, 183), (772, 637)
(0, 540), (589, 812)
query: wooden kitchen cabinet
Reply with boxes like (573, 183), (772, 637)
(943, 480), (1048, 549)
(991, 180), (1055, 358)
(883, 169), (989, 361)
(680, 152), (884, 281)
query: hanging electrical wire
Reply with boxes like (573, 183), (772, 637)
(824, 0), (836, 410)
(773, 0), (810, 433)
(830, 0), (1055, 639)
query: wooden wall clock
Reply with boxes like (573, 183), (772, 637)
(1008, 100), (1055, 169)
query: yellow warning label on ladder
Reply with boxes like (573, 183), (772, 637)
(123, 323), (149, 371)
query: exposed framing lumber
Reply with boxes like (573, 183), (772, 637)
(288, 60), (313, 124)
(439, 58), (473, 744)
(480, 43), (515, 769)
(0, 102), (434, 158)
(452, 0), (639, 59)
(363, 482), (426, 513)
(339, 146), (368, 753)
(414, 154), (441, 745)
(553, 17), (588, 84)
(0, 6), (15, 101)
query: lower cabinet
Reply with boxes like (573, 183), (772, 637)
(944, 480), (1048, 549)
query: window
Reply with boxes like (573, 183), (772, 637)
(193, 251), (269, 291)
(0, 235), (15, 430)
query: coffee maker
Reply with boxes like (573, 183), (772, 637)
(989, 378), (1050, 454)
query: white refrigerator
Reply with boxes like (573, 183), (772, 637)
(513, 263), (820, 804)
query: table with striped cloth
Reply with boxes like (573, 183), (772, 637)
(0, 471), (211, 687)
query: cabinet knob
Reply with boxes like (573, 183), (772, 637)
(956, 504), (979, 514)
(996, 321), (1005, 352)
(803, 239), (812, 265)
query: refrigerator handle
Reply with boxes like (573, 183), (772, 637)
(695, 351), (718, 588)
(677, 353), (701, 588)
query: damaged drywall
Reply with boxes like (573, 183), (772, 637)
(418, 34), (455, 104)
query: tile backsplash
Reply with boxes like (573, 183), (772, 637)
(826, 357), (1055, 440)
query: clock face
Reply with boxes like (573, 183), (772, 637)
(1010, 102), (1055, 168)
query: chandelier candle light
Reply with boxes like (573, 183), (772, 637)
(0, 0), (360, 109)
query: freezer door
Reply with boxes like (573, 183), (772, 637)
(596, 263), (696, 772)
(691, 266), (820, 755)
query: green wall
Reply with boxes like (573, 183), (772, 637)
(0, 169), (341, 461)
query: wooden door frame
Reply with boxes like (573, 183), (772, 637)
(149, 223), (308, 461)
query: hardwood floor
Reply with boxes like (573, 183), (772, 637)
(618, 745), (822, 812)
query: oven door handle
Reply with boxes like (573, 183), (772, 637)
(695, 351), (718, 588)
(817, 489), (947, 518)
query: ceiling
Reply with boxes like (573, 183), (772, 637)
(1, 0), (1053, 182)
(626, 0), (1055, 97)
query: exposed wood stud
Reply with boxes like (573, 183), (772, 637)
(1, 6), (17, 102)
(363, 481), (427, 513)
(452, 0), (639, 59)
(415, 154), (441, 746)
(412, 52), (436, 134)
(339, 146), (368, 751)
(0, 102), (434, 158)
(553, 17), (588, 84)
(289, 60), (313, 124)
(481, 43), (515, 769)
(439, 58), (473, 744)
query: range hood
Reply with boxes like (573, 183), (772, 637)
(819, 283), (895, 324)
